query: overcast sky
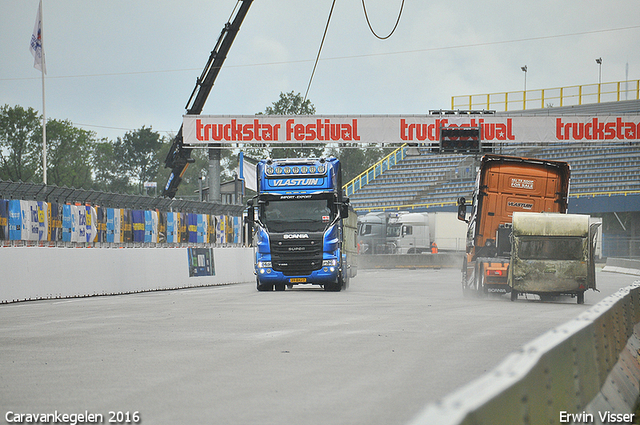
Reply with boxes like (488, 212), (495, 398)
(2, 0), (639, 142)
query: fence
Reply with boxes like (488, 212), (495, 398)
(452, 79), (640, 112)
(0, 180), (247, 248)
(343, 145), (408, 198)
(0, 180), (244, 216)
(603, 234), (640, 259)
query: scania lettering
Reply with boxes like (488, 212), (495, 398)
(283, 233), (309, 239)
(246, 157), (357, 291)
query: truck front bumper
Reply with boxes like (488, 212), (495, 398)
(255, 266), (339, 286)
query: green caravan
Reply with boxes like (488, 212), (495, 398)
(508, 212), (599, 304)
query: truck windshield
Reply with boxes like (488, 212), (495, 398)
(261, 198), (333, 233)
(387, 224), (400, 238)
(517, 237), (585, 261)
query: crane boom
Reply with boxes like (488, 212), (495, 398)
(163, 0), (253, 198)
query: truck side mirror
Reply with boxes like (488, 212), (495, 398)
(457, 197), (468, 223)
(340, 197), (350, 218)
(341, 205), (349, 218)
(244, 200), (255, 246)
(246, 198), (254, 224)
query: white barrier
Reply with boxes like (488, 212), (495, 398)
(0, 247), (255, 303)
(408, 281), (640, 425)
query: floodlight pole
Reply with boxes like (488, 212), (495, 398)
(596, 58), (602, 103)
(521, 65), (527, 109)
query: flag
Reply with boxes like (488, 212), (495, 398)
(29, 0), (46, 74)
(238, 152), (257, 192)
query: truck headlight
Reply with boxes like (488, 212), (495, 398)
(322, 259), (337, 267)
(258, 261), (272, 268)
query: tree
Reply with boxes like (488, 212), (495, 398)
(263, 91), (316, 115)
(37, 119), (95, 188)
(93, 139), (132, 193)
(113, 126), (163, 194)
(253, 91), (323, 159)
(0, 105), (40, 182)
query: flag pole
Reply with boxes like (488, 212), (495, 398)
(40, 0), (47, 185)
(42, 68), (47, 185)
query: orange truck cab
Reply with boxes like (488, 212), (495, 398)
(457, 154), (570, 296)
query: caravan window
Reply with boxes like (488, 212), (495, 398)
(517, 237), (584, 261)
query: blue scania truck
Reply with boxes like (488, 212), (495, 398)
(246, 157), (357, 291)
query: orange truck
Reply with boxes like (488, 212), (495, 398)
(457, 154), (571, 296)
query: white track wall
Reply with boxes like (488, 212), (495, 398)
(0, 247), (255, 303)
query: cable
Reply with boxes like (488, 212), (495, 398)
(362, 0), (404, 40)
(2, 24), (638, 82)
(302, 0), (337, 110)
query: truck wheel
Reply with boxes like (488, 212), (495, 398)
(324, 278), (341, 292)
(474, 264), (486, 297)
(461, 259), (471, 297)
(510, 289), (518, 301)
(257, 279), (273, 291)
(462, 275), (473, 298)
(342, 272), (349, 290)
(577, 291), (585, 305)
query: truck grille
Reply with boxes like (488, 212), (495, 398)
(270, 233), (323, 276)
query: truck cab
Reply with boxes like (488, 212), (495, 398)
(387, 212), (431, 254)
(247, 157), (356, 291)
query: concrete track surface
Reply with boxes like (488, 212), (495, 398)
(1, 268), (638, 425)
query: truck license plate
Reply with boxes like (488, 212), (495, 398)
(289, 278), (307, 283)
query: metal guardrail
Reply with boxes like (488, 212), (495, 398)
(0, 180), (244, 216)
(343, 145), (408, 198)
(409, 280), (640, 425)
(452, 79), (640, 112)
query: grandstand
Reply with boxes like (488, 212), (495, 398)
(348, 98), (640, 213)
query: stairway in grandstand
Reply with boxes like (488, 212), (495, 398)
(347, 99), (640, 212)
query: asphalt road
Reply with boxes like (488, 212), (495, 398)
(1, 267), (638, 425)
